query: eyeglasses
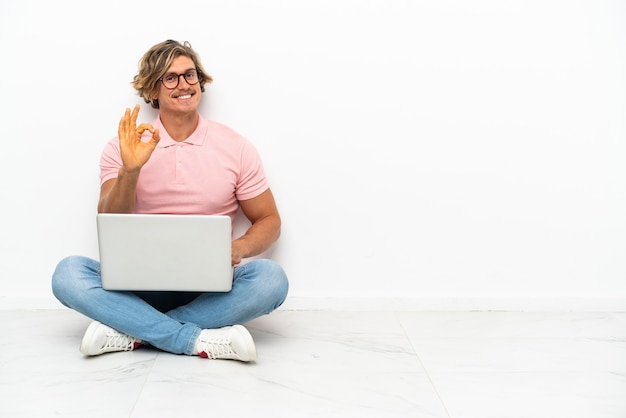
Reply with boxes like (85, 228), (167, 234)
(159, 69), (201, 89)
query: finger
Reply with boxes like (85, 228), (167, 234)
(152, 129), (161, 144)
(136, 123), (155, 135)
(118, 107), (131, 137)
(136, 124), (157, 143)
(130, 104), (140, 128)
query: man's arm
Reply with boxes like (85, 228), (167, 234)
(98, 105), (160, 213)
(97, 171), (139, 213)
(232, 188), (281, 265)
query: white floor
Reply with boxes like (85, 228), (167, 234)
(0, 309), (625, 418)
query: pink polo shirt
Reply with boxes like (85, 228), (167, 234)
(99, 115), (268, 222)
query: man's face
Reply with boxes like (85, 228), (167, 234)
(155, 55), (202, 115)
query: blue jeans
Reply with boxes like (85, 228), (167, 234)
(51, 256), (288, 355)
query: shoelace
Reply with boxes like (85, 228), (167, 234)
(103, 329), (139, 352)
(197, 337), (235, 359)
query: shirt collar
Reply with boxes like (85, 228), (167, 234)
(153, 115), (208, 148)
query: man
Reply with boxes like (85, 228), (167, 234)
(52, 40), (288, 362)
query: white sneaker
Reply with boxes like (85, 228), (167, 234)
(80, 321), (142, 356)
(194, 325), (257, 362)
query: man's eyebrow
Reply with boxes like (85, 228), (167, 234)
(165, 68), (197, 74)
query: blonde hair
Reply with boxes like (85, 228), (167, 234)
(131, 40), (213, 109)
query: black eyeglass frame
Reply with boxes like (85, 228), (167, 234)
(158, 69), (202, 89)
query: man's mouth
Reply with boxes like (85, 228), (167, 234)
(174, 92), (194, 100)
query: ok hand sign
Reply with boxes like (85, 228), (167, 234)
(118, 104), (160, 173)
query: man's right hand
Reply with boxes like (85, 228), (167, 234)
(118, 104), (160, 173)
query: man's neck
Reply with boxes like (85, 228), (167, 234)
(159, 111), (200, 142)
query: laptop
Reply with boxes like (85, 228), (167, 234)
(97, 213), (233, 292)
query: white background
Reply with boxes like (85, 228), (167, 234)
(1, 0), (625, 310)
